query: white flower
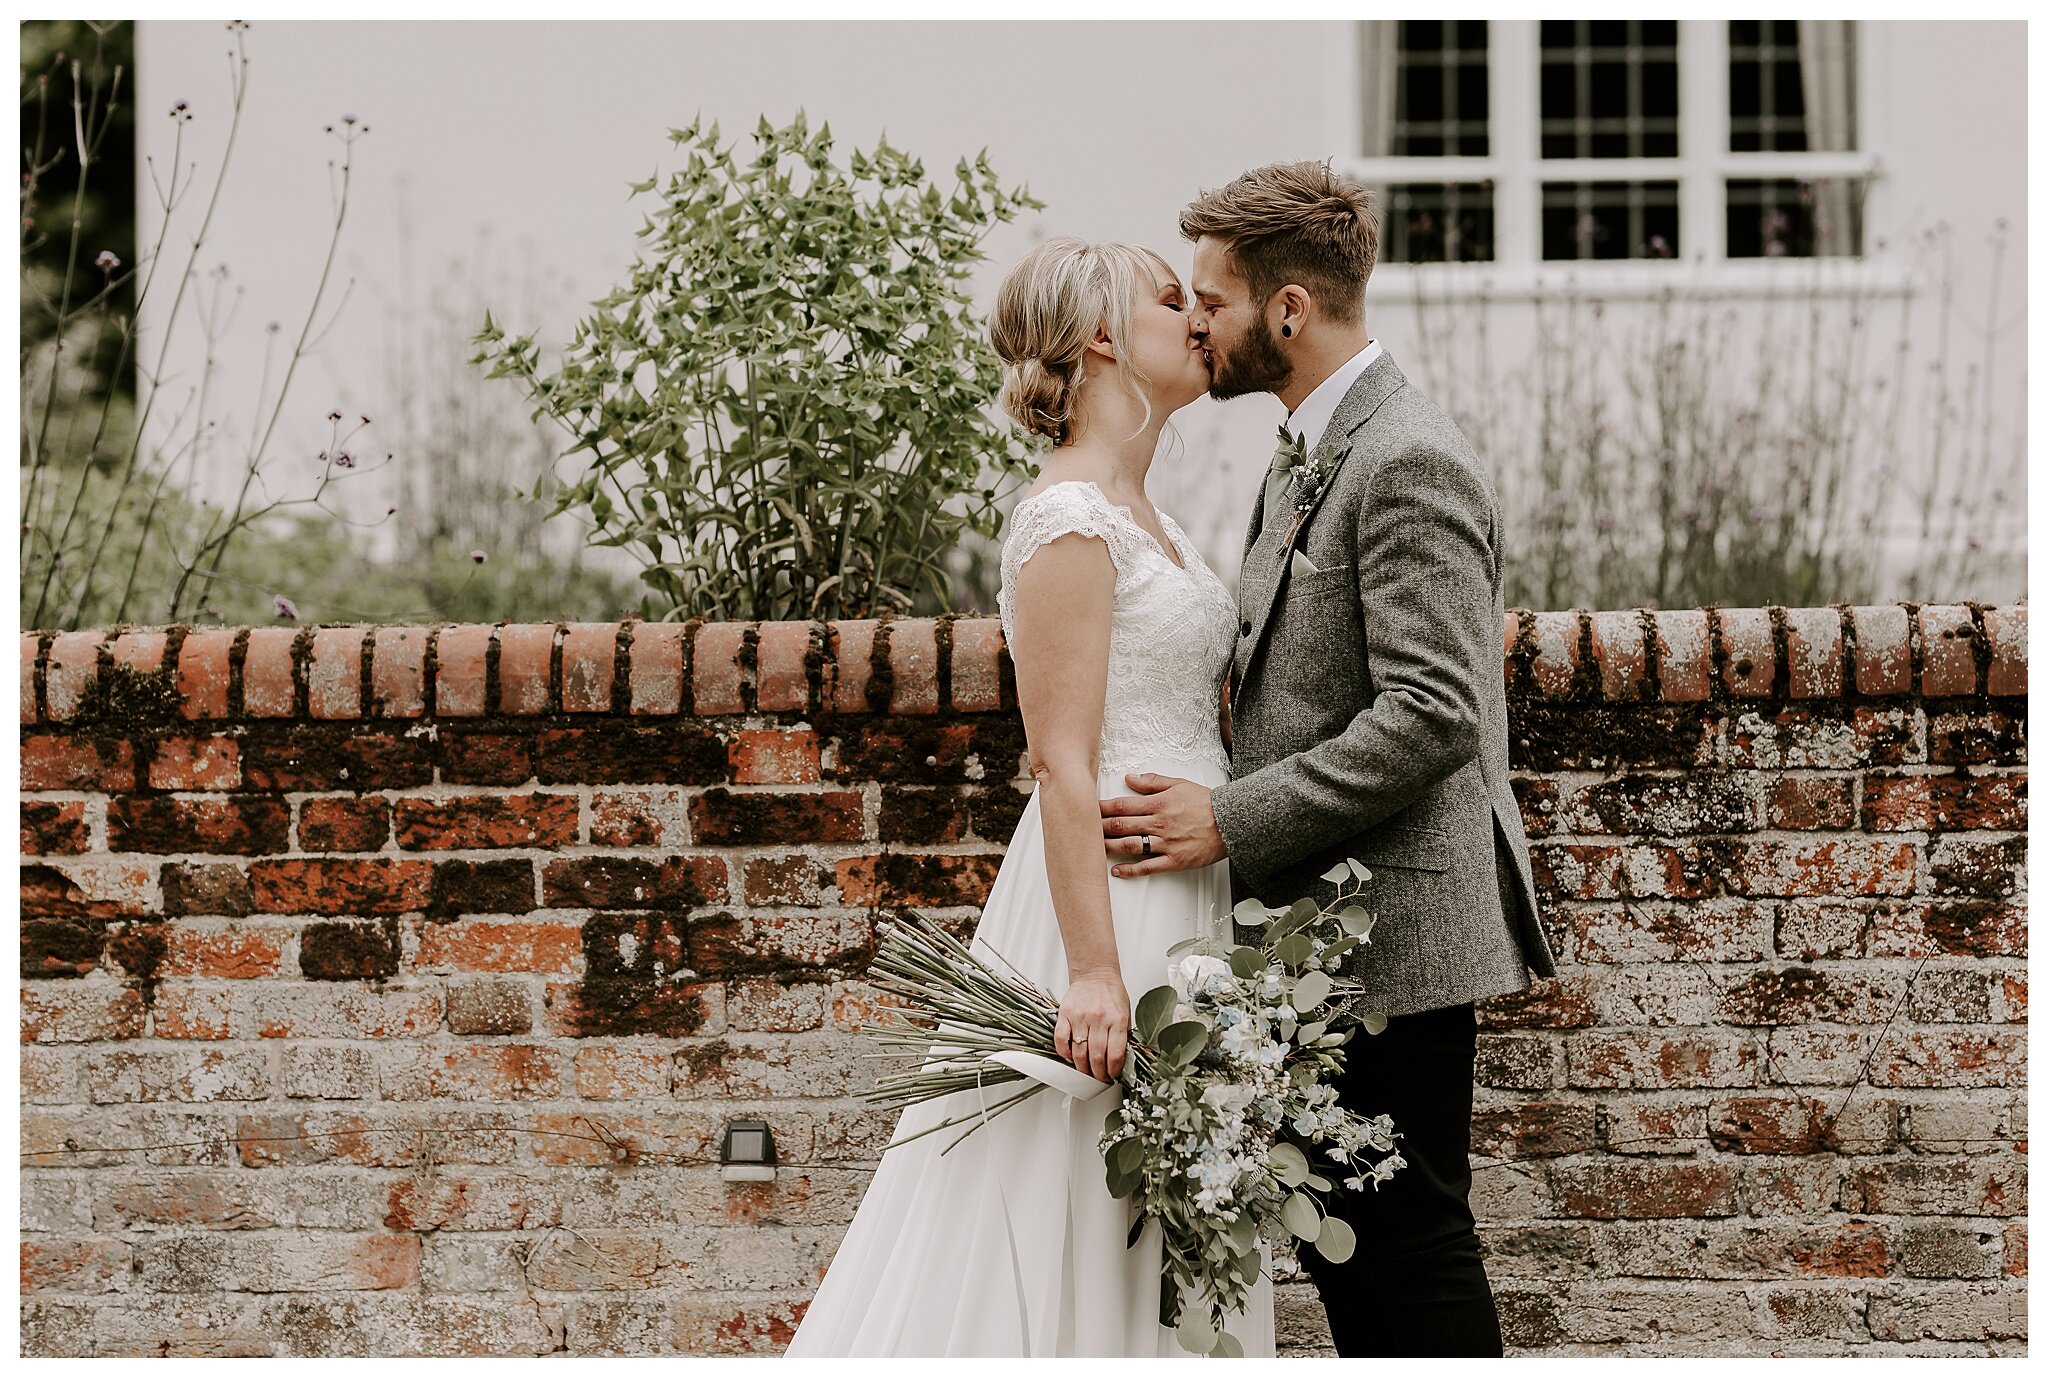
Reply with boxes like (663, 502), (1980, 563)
(1170, 953), (1233, 1002)
(1202, 1083), (1256, 1116)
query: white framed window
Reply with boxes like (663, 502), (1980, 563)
(1340, 19), (1895, 297)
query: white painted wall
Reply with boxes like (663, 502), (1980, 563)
(133, 19), (2025, 602)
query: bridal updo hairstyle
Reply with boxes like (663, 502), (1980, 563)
(991, 237), (1177, 446)
(1178, 160), (1380, 323)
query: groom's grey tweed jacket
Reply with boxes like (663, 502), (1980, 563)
(1209, 350), (1557, 1017)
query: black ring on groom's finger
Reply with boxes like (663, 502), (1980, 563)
(1140, 835), (1153, 858)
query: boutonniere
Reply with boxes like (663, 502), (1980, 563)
(1282, 446), (1339, 549)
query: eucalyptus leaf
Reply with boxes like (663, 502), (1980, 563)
(1134, 985), (1177, 1042)
(1155, 1020), (1211, 1067)
(1346, 859), (1373, 885)
(1269, 1141), (1309, 1187)
(1360, 1010), (1390, 1035)
(1315, 1215), (1358, 1264)
(1281, 1191), (1322, 1241)
(1108, 1136), (1145, 1182)
(1293, 970), (1333, 1011)
(1275, 934), (1314, 967)
(1176, 1307), (1217, 1356)
(1320, 862), (1351, 883)
(1228, 945), (1266, 979)
(1212, 1331), (1245, 1359)
(1231, 897), (1272, 926)
(1320, 936), (1359, 963)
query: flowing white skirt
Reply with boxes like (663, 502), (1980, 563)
(784, 754), (1276, 1357)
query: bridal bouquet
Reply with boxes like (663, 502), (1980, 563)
(860, 859), (1406, 1358)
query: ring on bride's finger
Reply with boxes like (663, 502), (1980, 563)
(1140, 834), (1153, 858)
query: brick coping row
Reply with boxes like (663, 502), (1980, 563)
(20, 603), (2026, 726)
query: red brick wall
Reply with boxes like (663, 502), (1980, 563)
(18, 604), (2027, 1356)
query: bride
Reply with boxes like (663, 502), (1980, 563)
(784, 238), (1273, 1357)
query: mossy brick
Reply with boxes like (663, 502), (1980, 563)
(533, 723), (728, 785)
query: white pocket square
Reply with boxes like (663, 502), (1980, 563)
(1289, 549), (1320, 579)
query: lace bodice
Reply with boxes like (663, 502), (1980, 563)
(996, 480), (1238, 777)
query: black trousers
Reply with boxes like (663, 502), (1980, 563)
(1295, 1000), (1504, 1357)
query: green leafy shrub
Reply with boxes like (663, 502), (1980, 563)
(472, 114), (1042, 621)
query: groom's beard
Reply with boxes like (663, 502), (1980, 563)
(1205, 314), (1292, 401)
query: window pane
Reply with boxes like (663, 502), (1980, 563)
(1394, 20), (1490, 157)
(1729, 20), (1858, 153)
(1540, 20), (1680, 159)
(1374, 182), (1496, 264)
(1726, 177), (1866, 257)
(1541, 181), (1680, 260)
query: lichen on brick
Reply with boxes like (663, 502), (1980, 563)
(568, 909), (708, 1037)
(299, 917), (401, 981)
(70, 659), (183, 733)
(106, 921), (168, 994)
(21, 916), (108, 978)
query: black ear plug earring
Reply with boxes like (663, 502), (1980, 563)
(1281, 324), (1291, 337)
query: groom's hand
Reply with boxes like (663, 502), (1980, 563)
(1101, 773), (1227, 877)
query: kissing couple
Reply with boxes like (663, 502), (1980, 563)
(786, 160), (1557, 1358)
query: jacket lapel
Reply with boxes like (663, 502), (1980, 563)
(1239, 469), (1266, 566)
(1231, 352), (1409, 702)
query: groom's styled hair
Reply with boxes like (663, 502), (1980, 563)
(1179, 161), (1379, 323)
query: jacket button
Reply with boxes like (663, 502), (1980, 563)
(1239, 619), (1252, 635)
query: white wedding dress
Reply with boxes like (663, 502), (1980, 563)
(785, 479), (1276, 1357)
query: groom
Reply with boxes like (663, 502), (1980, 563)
(1098, 161), (1557, 1357)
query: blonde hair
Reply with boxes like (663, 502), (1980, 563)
(990, 237), (1177, 445)
(1179, 160), (1379, 322)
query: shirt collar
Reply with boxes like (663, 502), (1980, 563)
(1285, 338), (1381, 450)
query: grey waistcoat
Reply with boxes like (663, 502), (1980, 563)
(1208, 350), (1558, 1017)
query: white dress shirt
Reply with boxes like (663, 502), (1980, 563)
(1285, 338), (1381, 451)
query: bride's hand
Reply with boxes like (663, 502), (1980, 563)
(1055, 968), (1130, 1082)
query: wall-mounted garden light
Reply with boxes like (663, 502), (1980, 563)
(721, 1119), (776, 1182)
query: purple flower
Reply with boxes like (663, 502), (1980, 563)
(273, 594), (299, 620)
(333, 451), (355, 468)
(95, 250), (120, 272)
(470, 549), (487, 564)
(327, 410), (343, 422)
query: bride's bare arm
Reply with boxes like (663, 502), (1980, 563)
(1008, 530), (1130, 1082)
